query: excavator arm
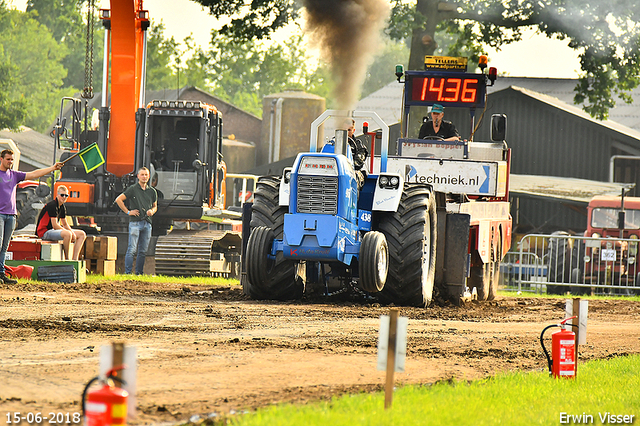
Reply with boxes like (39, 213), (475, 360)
(103, 0), (148, 177)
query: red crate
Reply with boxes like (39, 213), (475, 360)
(8, 239), (42, 261)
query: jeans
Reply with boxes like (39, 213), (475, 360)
(0, 214), (16, 274)
(124, 220), (152, 275)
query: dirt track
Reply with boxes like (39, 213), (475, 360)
(1, 279), (639, 425)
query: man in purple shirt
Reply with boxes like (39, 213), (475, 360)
(0, 149), (63, 284)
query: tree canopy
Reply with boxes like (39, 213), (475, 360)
(178, 32), (333, 116)
(0, 0), (332, 131)
(0, 5), (71, 132)
(192, 0), (640, 120)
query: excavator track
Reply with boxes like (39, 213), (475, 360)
(155, 229), (242, 277)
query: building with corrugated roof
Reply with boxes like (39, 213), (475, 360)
(0, 127), (56, 171)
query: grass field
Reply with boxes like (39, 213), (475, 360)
(224, 355), (639, 426)
(78, 275), (639, 425)
(84, 273), (238, 286)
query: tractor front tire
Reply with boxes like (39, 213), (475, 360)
(246, 226), (274, 288)
(488, 240), (502, 301)
(245, 176), (301, 300)
(360, 231), (388, 293)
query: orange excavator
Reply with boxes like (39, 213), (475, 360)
(52, 0), (241, 276)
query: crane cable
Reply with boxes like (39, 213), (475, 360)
(82, 0), (95, 100)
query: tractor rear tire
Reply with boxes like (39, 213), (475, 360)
(376, 184), (436, 307)
(469, 261), (491, 301)
(16, 187), (43, 231)
(245, 176), (301, 300)
(547, 231), (571, 295)
(360, 231), (388, 293)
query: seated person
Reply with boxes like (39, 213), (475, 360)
(345, 118), (369, 170)
(151, 173), (164, 200)
(418, 103), (461, 141)
(333, 118), (368, 190)
(35, 185), (86, 260)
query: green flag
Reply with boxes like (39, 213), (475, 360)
(77, 142), (105, 173)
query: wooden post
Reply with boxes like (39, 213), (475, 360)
(572, 298), (580, 376)
(112, 341), (125, 387)
(384, 308), (399, 410)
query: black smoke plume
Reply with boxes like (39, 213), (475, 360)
(303, 0), (390, 110)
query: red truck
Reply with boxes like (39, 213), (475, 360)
(550, 195), (640, 295)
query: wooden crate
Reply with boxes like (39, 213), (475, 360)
(40, 242), (63, 261)
(88, 259), (116, 276)
(85, 236), (117, 260)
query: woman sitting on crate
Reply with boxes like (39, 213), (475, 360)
(418, 103), (462, 141)
(35, 185), (86, 261)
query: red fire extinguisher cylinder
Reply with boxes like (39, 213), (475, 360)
(540, 316), (578, 379)
(83, 366), (129, 426)
(551, 326), (576, 378)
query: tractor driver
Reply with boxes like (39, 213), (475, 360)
(418, 103), (461, 141)
(344, 118), (369, 190)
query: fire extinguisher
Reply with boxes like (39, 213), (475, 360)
(540, 316), (579, 378)
(82, 365), (128, 426)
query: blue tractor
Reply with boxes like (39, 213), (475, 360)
(244, 111), (438, 307)
(243, 58), (512, 307)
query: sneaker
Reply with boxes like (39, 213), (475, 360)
(0, 273), (17, 284)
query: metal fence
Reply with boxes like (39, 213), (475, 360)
(501, 233), (640, 296)
(226, 173), (259, 209)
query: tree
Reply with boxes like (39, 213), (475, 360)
(145, 21), (180, 91)
(191, 0), (640, 120)
(26, 0), (104, 93)
(0, 53), (28, 130)
(361, 40), (410, 98)
(0, 7), (72, 132)
(176, 32), (332, 116)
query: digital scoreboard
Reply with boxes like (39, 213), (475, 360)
(404, 71), (487, 109)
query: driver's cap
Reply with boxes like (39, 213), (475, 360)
(431, 104), (444, 113)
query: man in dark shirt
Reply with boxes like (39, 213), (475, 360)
(418, 103), (461, 141)
(36, 185), (86, 260)
(115, 167), (157, 275)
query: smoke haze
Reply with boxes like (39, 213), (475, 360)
(303, 0), (390, 110)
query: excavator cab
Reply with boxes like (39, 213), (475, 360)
(142, 100), (222, 222)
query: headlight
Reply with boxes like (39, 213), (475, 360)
(592, 233), (600, 238)
(378, 174), (400, 189)
(298, 156), (338, 176)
